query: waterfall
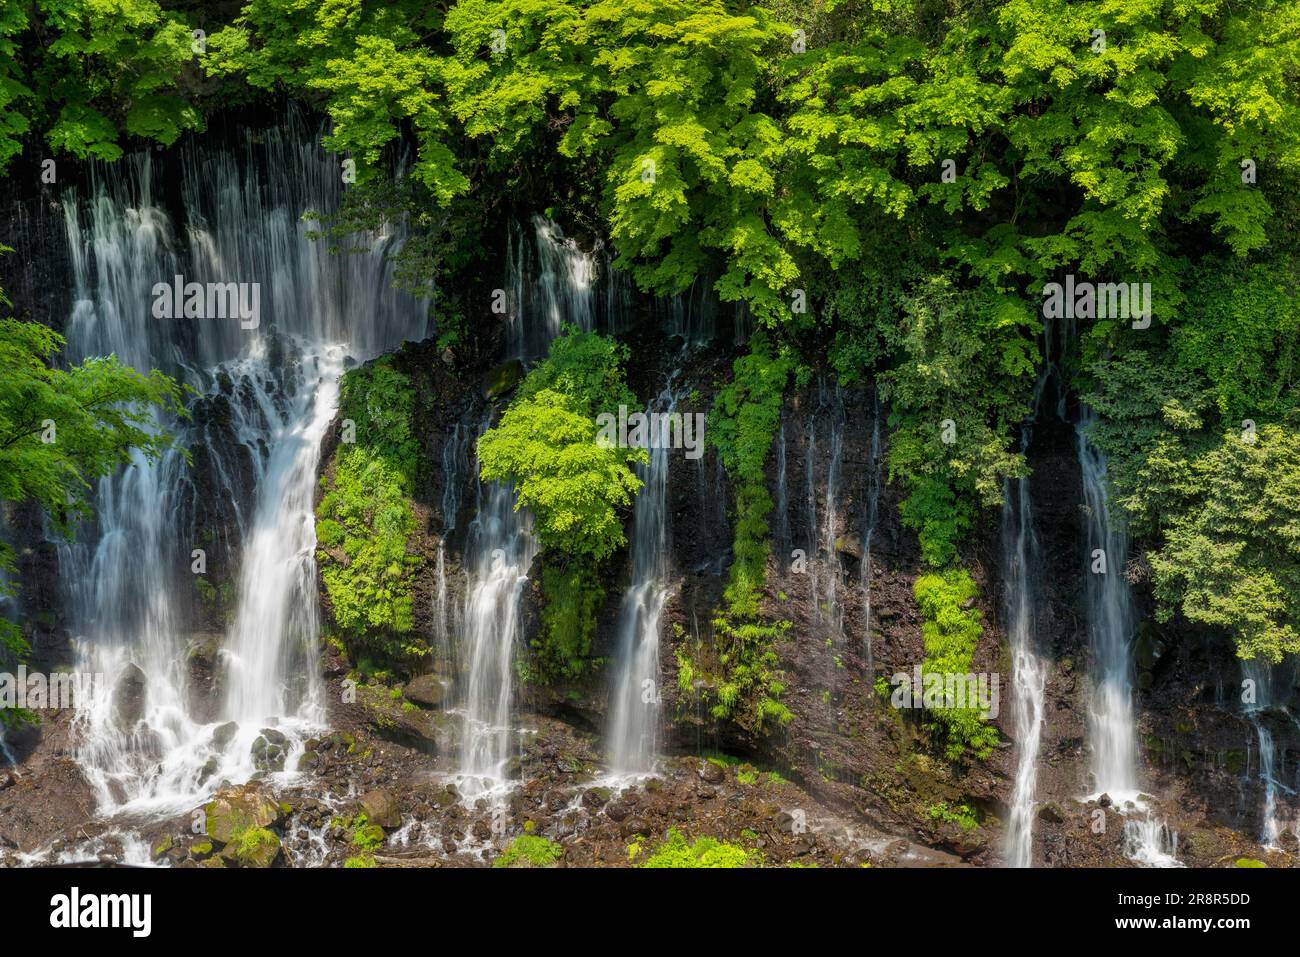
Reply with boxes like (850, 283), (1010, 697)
(1001, 347), (1054, 867)
(57, 111), (428, 815)
(455, 213), (594, 799)
(804, 407), (820, 622)
(1002, 473), (1047, 867)
(1078, 407), (1180, 864)
(1241, 658), (1287, 848)
(860, 389), (883, 680)
(606, 380), (682, 775)
(1076, 409), (1139, 801)
(456, 468), (537, 801)
(821, 385), (846, 643)
(775, 413), (790, 567)
(221, 348), (343, 728)
(505, 215), (597, 359)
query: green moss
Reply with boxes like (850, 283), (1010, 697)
(315, 359), (425, 669)
(533, 561), (604, 682)
(914, 568), (998, 761)
(224, 826), (281, 867)
(1235, 857), (1267, 868)
(639, 828), (762, 868)
(344, 854), (377, 868)
(926, 801), (979, 831)
(493, 835), (563, 868)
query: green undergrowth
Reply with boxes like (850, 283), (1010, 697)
(493, 835), (563, 868)
(914, 568), (998, 761)
(636, 828), (763, 868)
(316, 358), (424, 671)
(678, 332), (794, 732)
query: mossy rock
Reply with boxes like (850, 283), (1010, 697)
(204, 783), (287, 845)
(482, 359), (524, 400)
(1234, 857), (1267, 868)
(220, 826), (283, 868)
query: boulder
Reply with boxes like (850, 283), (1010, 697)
(219, 827), (284, 868)
(204, 783), (286, 845)
(359, 789), (402, 829)
(403, 675), (448, 709)
(251, 729), (288, 772)
(112, 664), (147, 730)
(699, 761), (725, 785)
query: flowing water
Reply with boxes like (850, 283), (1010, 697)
(1002, 471), (1046, 867)
(1077, 409), (1140, 801)
(606, 380), (683, 775)
(1241, 658), (1289, 848)
(56, 113), (427, 815)
(455, 467), (538, 800)
(454, 214), (594, 799)
(1077, 408), (1179, 864)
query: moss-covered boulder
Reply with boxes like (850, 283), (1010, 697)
(219, 826), (284, 868)
(204, 783), (287, 845)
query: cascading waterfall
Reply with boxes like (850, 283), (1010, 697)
(455, 214), (594, 799)
(1077, 409), (1139, 802)
(58, 112), (428, 815)
(1241, 658), (1287, 848)
(1001, 351), (1053, 868)
(820, 386), (846, 643)
(606, 380), (683, 776)
(456, 465), (538, 800)
(505, 215), (597, 359)
(1002, 471), (1047, 867)
(221, 349), (344, 730)
(775, 414), (791, 566)
(1077, 407), (1180, 865)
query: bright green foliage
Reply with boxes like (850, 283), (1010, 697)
(478, 329), (640, 681)
(0, 304), (185, 672)
(1, 0), (204, 167)
(343, 854), (376, 868)
(639, 827), (761, 868)
(315, 359), (423, 664)
(1148, 426), (1300, 664)
(927, 801), (978, 832)
(709, 332), (792, 617)
(478, 330), (643, 563)
(224, 825), (281, 866)
(1085, 257), (1300, 662)
(914, 569), (998, 760)
(493, 834), (563, 868)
